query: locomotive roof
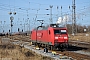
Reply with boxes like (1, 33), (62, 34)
(34, 26), (66, 30)
(33, 24), (66, 30)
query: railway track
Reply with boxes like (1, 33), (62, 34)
(13, 39), (90, 60)
(69, 40), (90, 48)
(69, 40), (90, 53)
(1, 35), (90, 60)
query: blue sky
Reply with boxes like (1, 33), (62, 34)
(0, 0), (90, 33)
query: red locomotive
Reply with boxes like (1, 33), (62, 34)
(31, 24), (68, 50)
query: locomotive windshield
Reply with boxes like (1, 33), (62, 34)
(54, 30), (60, 34)
(54, 30), (67, 34)
(61, 30), (67, 34)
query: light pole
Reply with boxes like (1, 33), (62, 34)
(10, 16), (14, 35)
(0, 21), (2, 33)
(50, 5), (53, 24)
(3, 21), (6, 33)
(9, 11), (16, 35)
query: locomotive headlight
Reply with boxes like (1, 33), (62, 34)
(64, 37), (67, 39)
(55, 37), (58, 39)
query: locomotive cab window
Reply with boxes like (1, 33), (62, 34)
(54, 30), (67, 34)
(61, 30), (67, 34)
(54, 30), (60, 34)
(49, 30), (50, 34)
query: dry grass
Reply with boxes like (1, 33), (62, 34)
(69, 33), (90, 42)
(0, 44), (53, 60)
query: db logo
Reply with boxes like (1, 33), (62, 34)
(37, 33), (43, 38)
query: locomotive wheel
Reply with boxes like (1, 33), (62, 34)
(46, 45), (49, 50)
(41, 44), (44, 48)
(58, 45), (64, 51)
(38, 43), (42, 48)
(50, 46), (55, 51)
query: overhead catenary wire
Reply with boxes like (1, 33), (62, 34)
(0, 2), (90, 14)
(1, 1), (89, 23)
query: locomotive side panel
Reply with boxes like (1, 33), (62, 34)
(31, 30), (36, 41)
(48, 27), (54, 45)
(36, 29), (54, 45)
(31, 28), (55, 45)
(37, 30), (48, 43)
